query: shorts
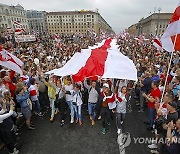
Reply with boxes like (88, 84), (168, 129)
(21, 106), (31, 119)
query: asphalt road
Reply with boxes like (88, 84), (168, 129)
(1, 97), (152, 154)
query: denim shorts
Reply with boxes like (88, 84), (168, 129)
(21, 106), (31, 119)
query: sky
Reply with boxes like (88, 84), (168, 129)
(0, 0), (178, 33)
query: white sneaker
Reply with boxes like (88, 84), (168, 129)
(148, 144), (158, 149)
(120, 121), (124, 125)
(9, 148), (19, 154)
(117, 129), (122, 135)
(98, 116), (101, 120)
(70, 118), (74, 124)
(150, 149), (159, 154)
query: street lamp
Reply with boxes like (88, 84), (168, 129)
(156, 7), (162, 36)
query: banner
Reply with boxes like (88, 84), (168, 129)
(15, 35), (36, 42)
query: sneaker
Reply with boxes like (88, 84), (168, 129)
(70, 118), (74, 124)
(27, 126), (35, 130)
(120, 121), (124, 125)
(144, 121), (150, 125)
(9, 148), (19, 154)
(117, 129), (122, 135)
(107, 122), (111, 126)
(60, 122), (65, 127)
(50, 117), (54, 122)
(55, 110), (59, 115)
(92, 120), (95, 126)
(148, 144), (158, 149)
(98, 116), (101, 120)
(30, 123), (35, 127)
(138, 109), (144, 113)
(102, 128), (106, 135)
(37, 112), (43, 117)
(147, 127), (153, 131)
(150, 149), (159, 154)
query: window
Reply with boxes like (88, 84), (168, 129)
(92, 15), (94, 18)
(159, 25), (162, 28)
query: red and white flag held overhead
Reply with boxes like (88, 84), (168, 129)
(14, 21), (23, 28)
(14, 28), (24, 35)
(0, 46), (24, 75)
(49, 39), (137, 82)
(161, 1), (180, 52)
(153, 37), (162, 51)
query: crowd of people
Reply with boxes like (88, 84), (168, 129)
(0, 31), (179, 154)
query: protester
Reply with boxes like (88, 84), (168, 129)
(84, 78), (100, 126)
(115, 86), (128, 134)
(16, 84), (34, 130)
(143, 81), (161, 131)
(0, 99), (19, 154)
(100, 83), (115, 135)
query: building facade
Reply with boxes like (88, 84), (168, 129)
(0, 3), (29, 32)
(27, 10), (47, 34)
(127, 23), (138, 36)
(136, 13), (172, 36)
(46, 10), (113, 35)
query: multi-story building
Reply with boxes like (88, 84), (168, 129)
(0, 3), (29, 32)
(46, 10), (113, 35)
(27, 10), (47, 34)
(127, 23), (138, 36)
(136, 13), (172, 36)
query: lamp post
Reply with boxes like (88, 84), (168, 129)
(156, 7), (162, 36)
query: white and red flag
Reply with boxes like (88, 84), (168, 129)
(48, 39), (137, 82)
(161, 1), (180, 52)
(14, 28), (24, 35)
(14, 21), (23, 28)
(0, 46), (24, 75)
(153, 37), (162, 51)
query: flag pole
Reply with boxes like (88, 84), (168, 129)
(160, 33), (178, 103)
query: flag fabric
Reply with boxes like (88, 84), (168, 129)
(14, 21), (23, 28)
(0, 46), (24, 75)
(48, 39), (137, 82)
(14, 28), (24, 35)
(153, 37), (162, 51)
(7, 27), (12, 31)
(161, 1), (180, 52)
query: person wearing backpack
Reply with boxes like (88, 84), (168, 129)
(84, 78), (100, 126)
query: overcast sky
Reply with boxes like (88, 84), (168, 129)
(0, 0), (178, 33)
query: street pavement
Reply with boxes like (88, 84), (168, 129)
(1, 97), (153, 154)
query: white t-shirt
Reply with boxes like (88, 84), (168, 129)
(64, 84), (73, 101)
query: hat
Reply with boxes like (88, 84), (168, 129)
(168, 102), (177, 109)
(103, 83), (109, 88)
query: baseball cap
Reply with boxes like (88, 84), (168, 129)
(103, 83), (109, 88)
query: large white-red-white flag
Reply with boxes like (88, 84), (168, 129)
(153, 37), (162, 51)
(46, 39), (137, 82)
(161, 1), (180, 52)
(0, 46), (24, 75)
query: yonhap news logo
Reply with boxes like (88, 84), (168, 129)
(117, 132), (180, 148)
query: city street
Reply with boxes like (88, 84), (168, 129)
(1, 97), (152, 154)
